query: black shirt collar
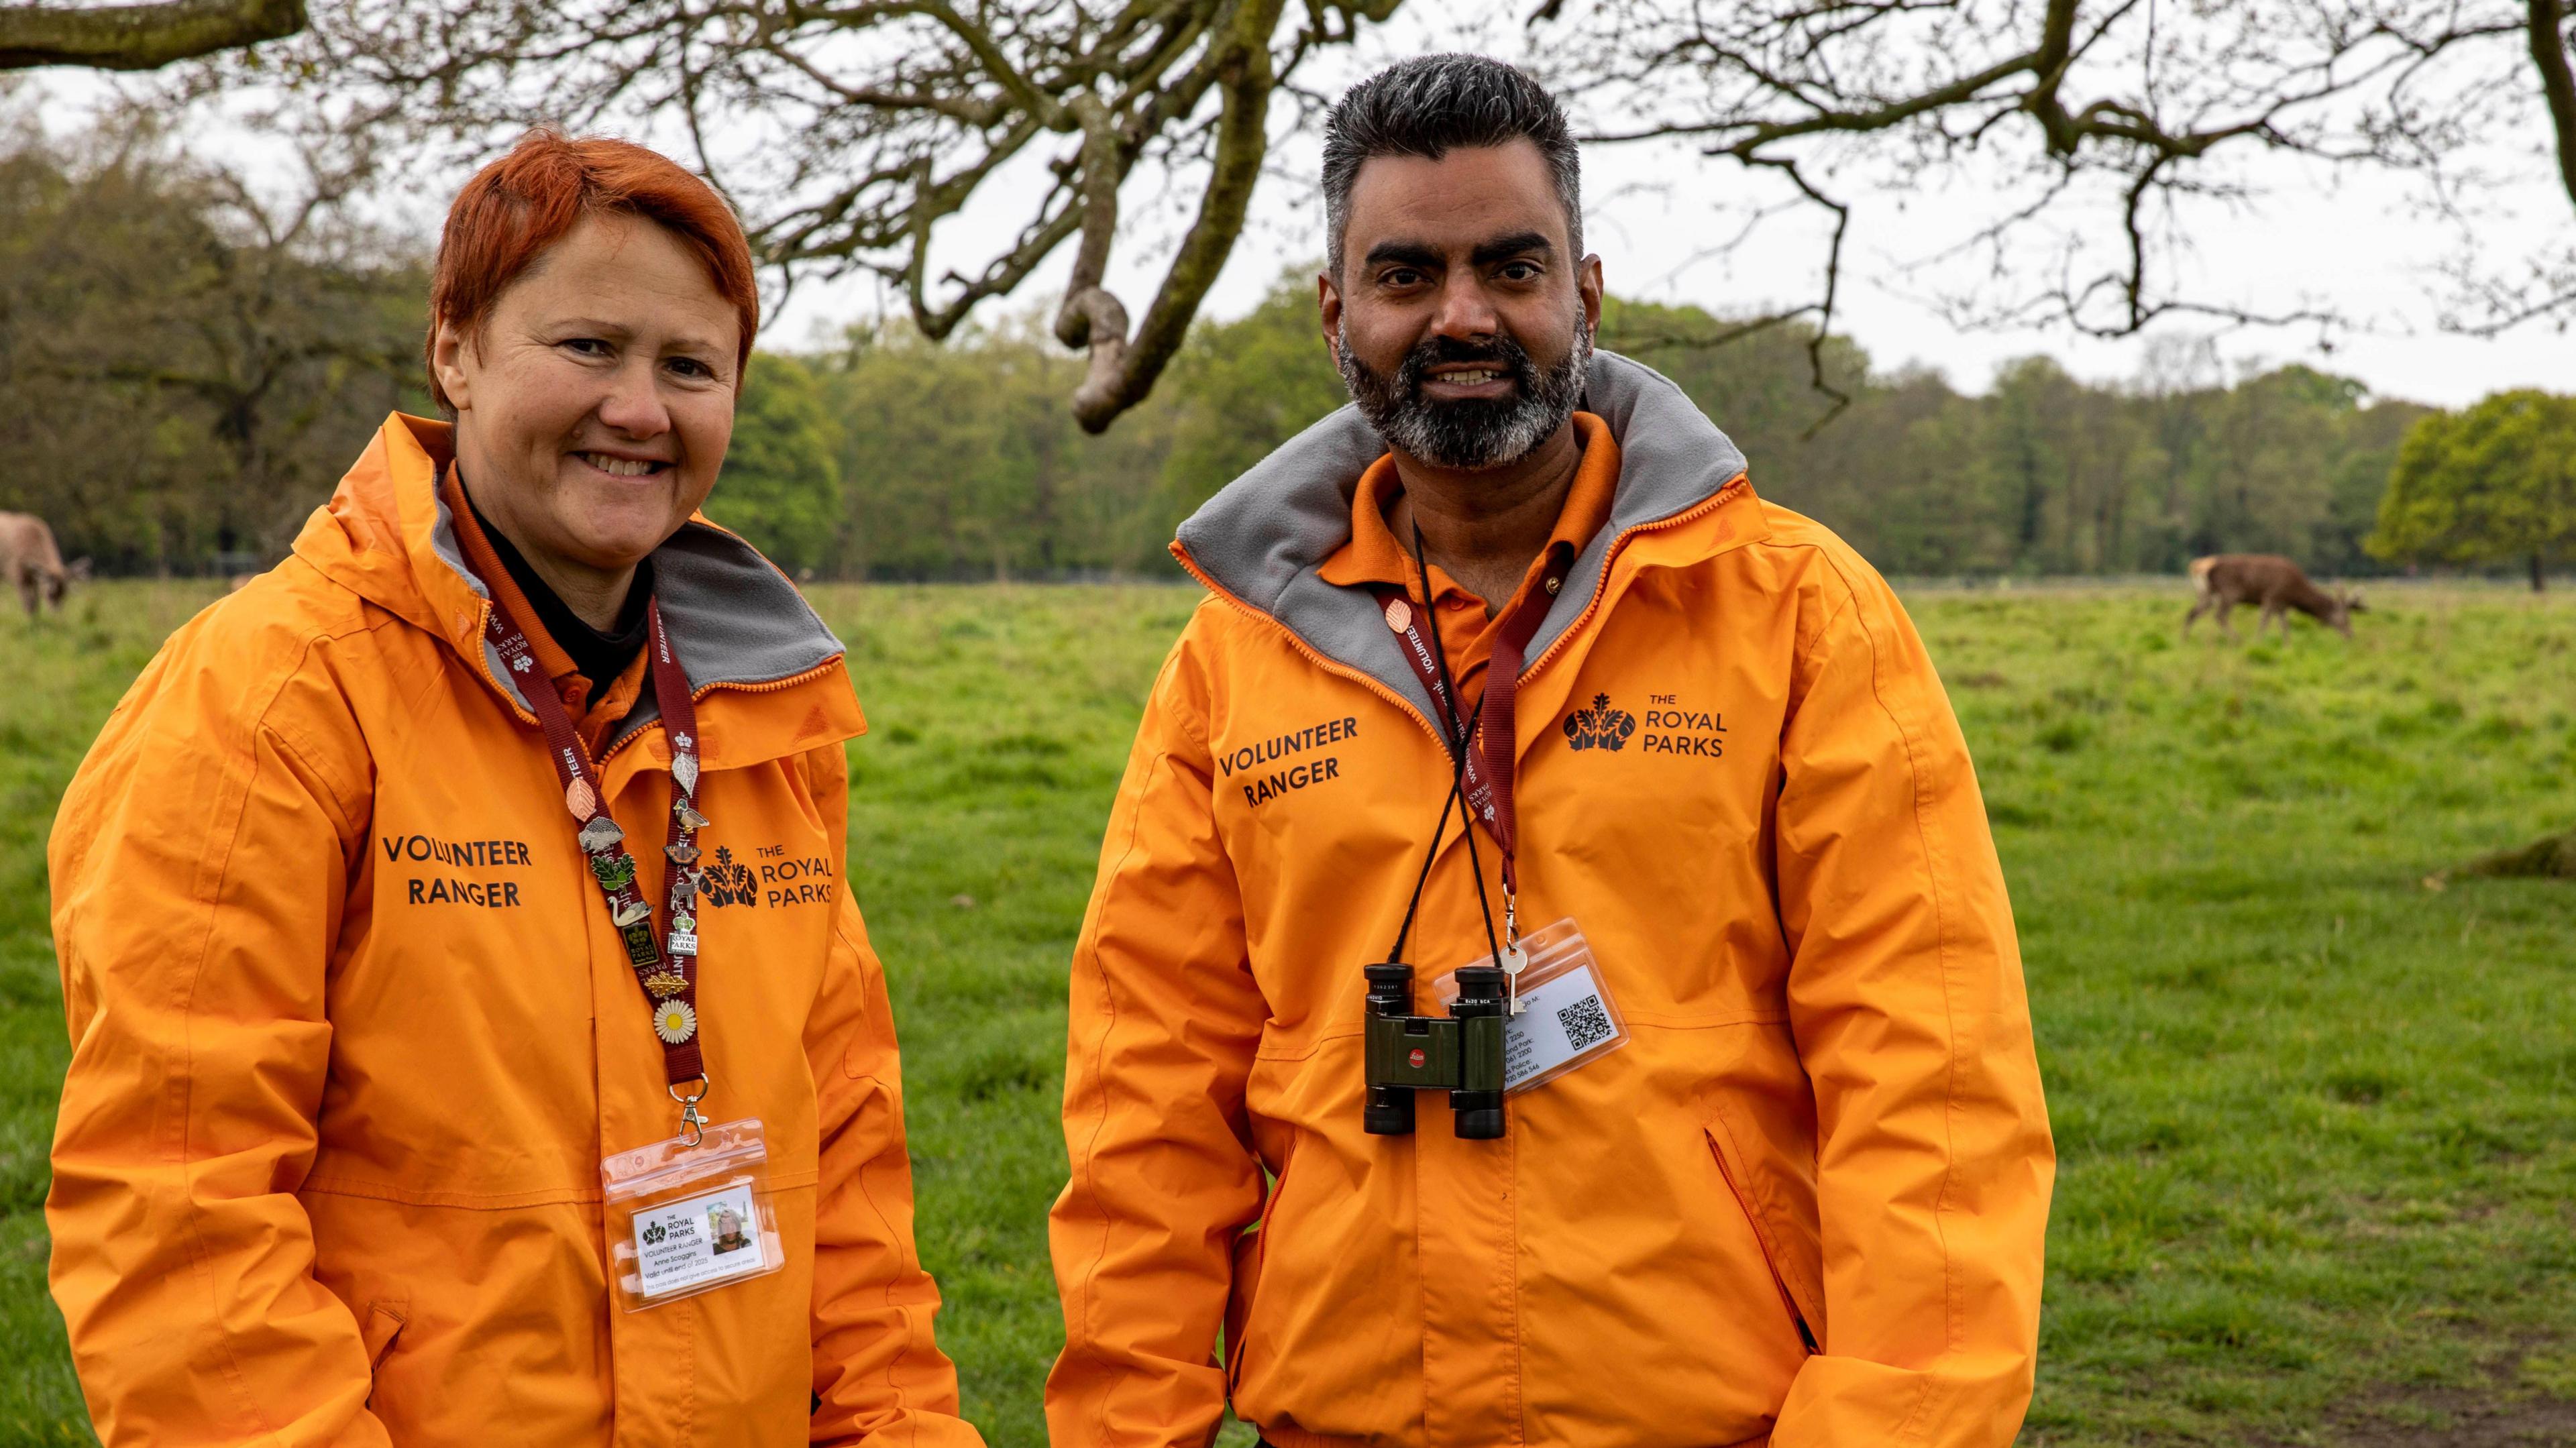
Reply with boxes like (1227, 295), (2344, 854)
(459, 479), (653, 696)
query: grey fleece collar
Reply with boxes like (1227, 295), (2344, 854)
(429, 485), (845, 744)
(1174, 349), (1748, 732)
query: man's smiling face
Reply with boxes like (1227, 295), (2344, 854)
(1320, 138), (1603, 471)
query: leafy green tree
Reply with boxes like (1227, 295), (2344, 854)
(704, 353), (842, 575)
(2369, 391), (2576, 592)
(2187, 366), (2364, 565)
(2320, 398), (2436, 575)
(0, 109), (423, 573)
(819, 321), (1057, 580)
(1155, 268), (1348, 513)
(814, 314), (1178, 580)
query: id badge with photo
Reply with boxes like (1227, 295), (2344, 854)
(1434, 916), (1631, 1094)
(601, 1117), (786, 1311)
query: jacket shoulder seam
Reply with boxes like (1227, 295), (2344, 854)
(1157, 618), (1222, 752)
(1059, 651), (1205, 1373)
(1737, 535), (1860, 677)
(164, 638), (339, 1436)
(1802, 544), (1972, 1401)
(251, 631), (378, 838)
(123, 608), (377, 1429)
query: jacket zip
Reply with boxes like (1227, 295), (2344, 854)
(1706, 1125), (1819, 1355)
(460, 596), (849, 765)
(599, 659), (849, 763)
(1521, 473), (1749, 682)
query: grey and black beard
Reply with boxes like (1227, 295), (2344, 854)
(1336, 315), (1593, 471)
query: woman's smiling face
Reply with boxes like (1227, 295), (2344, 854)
(432, 211), (741, 586)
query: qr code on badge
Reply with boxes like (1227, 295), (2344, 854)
(1556, 994), (1614, 1053)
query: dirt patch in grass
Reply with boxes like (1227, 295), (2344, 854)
(2324, 1349), (2576, 1447)
(2328, 1390), (2576, 1446)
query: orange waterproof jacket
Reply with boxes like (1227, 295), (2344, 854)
(48, 414), (979, 1447)
(1049, 353), (2053, 1448)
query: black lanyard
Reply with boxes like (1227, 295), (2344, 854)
(1373, 529), (1574, 968)
(1376, 536), (1573, 887)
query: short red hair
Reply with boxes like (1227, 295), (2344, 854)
(426, 129), (759, 411)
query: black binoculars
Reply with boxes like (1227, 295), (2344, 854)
(1362, 961), (1507, 1139)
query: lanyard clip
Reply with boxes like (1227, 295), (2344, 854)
(670, 1074), (712, 1148)
(1501, 890), (1527, 1015)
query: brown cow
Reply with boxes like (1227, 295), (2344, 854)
(2184, 554), (2364, 640)
(0, 513), (91, 618)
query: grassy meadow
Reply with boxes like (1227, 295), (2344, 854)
(0, 579), (2570, 1446)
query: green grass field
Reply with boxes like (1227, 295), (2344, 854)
(0, 580), (2570, 1446)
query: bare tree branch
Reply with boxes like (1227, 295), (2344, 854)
(1741, 153), (1850, 433)
(1546, 0), (2576, 374)
(1060, 0), (1285, 431)
(248, 0), (1384, 427)
(1, 0), (304, 71)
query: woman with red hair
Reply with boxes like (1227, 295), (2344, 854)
(46, 130), (983, 1446)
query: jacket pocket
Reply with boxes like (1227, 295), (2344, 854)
(1224, 1142), (1294, 1402)
(1703, 1126), (1818, 1355)
(361, 1299), (408, 1401)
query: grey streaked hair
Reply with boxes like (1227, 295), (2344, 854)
(1321, 54), (1584, 281)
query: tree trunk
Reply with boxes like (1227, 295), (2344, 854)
(2532, 552), (2547, 592)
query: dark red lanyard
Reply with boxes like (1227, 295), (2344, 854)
(482, 589), (710, 1089)
(1375, 539), (1572, 895)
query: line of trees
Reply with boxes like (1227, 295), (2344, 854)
(712, 279), (2437, 583)
(0, 115), (2557, 588)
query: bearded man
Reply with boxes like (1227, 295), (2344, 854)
(1046, 55), (2052, 1448)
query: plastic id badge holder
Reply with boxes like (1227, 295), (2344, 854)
(1434, 917), (1631, 1093)
(602, 1118), (785, 1311)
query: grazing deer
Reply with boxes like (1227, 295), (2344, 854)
(0, 513), (89, 618)
(2184, 554), (2365, 640)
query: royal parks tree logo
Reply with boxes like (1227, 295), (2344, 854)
(642, 1221), (667, 1245)
(698, 846), (760, 908)
(1562, 693), (1637, 752)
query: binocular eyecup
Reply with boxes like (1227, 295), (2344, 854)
(1363, 964), (1418, 1135)
(1362, 960), (1508, 1141)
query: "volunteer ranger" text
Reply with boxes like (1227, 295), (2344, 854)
(1224, 716), (1358, 807)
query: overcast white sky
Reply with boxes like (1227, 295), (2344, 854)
(26, 1), (2575, 407)
(770, 121), (2573, 408)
